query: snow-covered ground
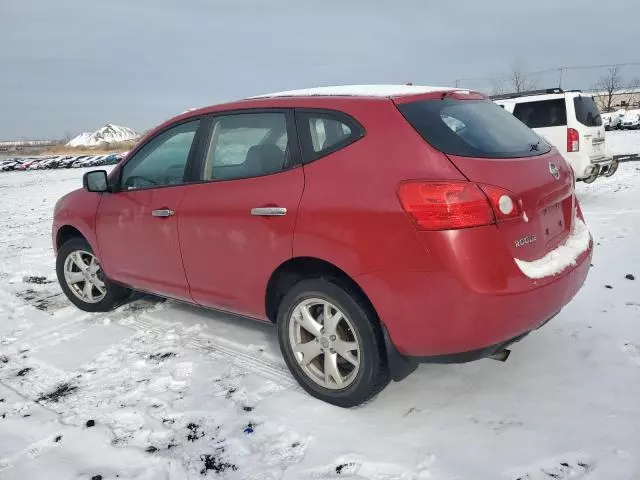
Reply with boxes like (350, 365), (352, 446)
(605, 130), (640, 156)
(0, 165), (639, 480)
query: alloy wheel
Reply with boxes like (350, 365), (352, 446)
(63, 250), (107, 304)
(288, 298), (360, 389)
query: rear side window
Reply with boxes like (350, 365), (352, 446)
(398, 99), (550, 159)
(296, 110), (363, 162)
(201, 112), (290, 181)
(512, 99), (567, 128)
(573, 96), (603, 127)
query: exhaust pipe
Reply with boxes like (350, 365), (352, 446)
(488, 348), (511, 362)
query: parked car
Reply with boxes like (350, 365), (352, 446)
(0, 158), (20, 171)
(61, 156), (84, 168)
(620, 109), (640, 130)
(53, 85), (593, 407)
(492, 88), (616, 183)
(16, 158), (42, 170)
(72, 156), (98, 168)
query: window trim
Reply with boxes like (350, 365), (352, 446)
(190, 108), (303, 184)
(113, 116), (206, 193)
(294, 108), (365, 164)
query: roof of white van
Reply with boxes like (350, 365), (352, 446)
(251, 85), (460, 99)
(494, 91), (584, 104)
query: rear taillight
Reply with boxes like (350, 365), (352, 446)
(398, 182), (493, 230)
(478, 184), (521, 221)
(567, 128), (580, 152)
(397, 181), (522, 231)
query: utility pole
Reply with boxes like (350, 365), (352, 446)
(455, 78), (460, 88)
(558, 67), (564, 89)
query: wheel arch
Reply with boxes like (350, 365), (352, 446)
(265, 256), (374, 325)
(56, 225), (86, 251)
(265, 256), (417, 382)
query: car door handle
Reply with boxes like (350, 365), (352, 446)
(250, 207), (287, 216)
(151, 208), (175, 217)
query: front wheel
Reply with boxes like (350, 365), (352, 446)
(56, 238), (130, 312)
(277, 278), (390, 407)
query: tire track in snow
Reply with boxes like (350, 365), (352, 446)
(121, 315), (296, 389)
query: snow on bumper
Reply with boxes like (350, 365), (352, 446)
(514, 218), (591, 279)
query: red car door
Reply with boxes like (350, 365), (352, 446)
(96, 120), (202, 301)
(178, 110), (304, 318)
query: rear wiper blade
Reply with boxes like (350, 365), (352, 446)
(529, 141), (540, 152)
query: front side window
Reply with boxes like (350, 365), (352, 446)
(513, 99), (567, 128)
(201, 112), (289, 181)
(120, 120), (199, 190)
(398, 99), (551, 159)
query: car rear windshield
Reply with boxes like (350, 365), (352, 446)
(573, 96), (602, 127)
(398, 98), (550, 159)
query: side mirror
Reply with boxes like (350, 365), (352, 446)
(83, 170), (109, 193)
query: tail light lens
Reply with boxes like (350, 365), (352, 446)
(398, 182), (493, 230)
(567, 128), (580, 152)
(398, 182), (521, 230)
(398, 181), (520, 230)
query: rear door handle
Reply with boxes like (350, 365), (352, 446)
(152, 208), (175, 217)
(251, 207), (287, 216)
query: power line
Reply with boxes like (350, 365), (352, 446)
(454, 61), (640, 88)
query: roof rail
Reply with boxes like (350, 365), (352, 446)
(489, 88), (565, 101)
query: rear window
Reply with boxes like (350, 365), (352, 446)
(398, 99), (551, 159)
(513, 99), (567, 128)
(573, 96), (602, 127)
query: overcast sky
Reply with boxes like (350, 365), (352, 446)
(1, 0), (639, 139)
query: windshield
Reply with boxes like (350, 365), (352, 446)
(398, 98), (551, 159)
(573, 96), (602, 127)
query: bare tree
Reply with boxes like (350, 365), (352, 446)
(510, 61), (539, 92)
(623, 77), (640, 108)
(490, 76), (506, 95)
(491, 61), (538, 95)
(593, 67), (640, 111)
(594, 67), (624, 112)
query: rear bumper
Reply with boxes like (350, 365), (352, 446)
(357, 228), (592, 358)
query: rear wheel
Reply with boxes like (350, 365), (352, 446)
(277, 278), (390, 407)
(56, 238), (130, 312)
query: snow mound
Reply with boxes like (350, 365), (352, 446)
(515, 218), (591, 279)
(67, 124), (138, 147)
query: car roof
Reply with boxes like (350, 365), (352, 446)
(494, 91), (587, 104)
(250, 84), (458, 99)
(132, 85), (480, 154)
(170, 84), (474, 122)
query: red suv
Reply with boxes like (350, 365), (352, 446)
(53, 85), (592, 407)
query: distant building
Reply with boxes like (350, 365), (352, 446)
(591, 88), (640, 112)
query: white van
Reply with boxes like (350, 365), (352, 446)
(492, 89), (617, 183)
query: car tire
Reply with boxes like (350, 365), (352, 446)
(277, 278), (390, 407)
(56, 237), (130, 312)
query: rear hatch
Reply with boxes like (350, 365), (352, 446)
(397, 96), (575, 262)
(570, 94), (606, 161)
